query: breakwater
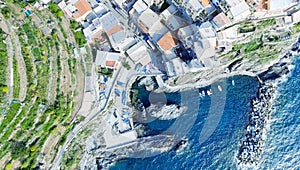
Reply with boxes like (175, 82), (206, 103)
(237, 83), (276, 165)
(237, 38), (300, 166)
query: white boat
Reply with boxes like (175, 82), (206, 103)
(199, 91), (205, 97)
(207, 89), (213, 96)
(218, 85), (222, 91)
(232, 80), (235, 86)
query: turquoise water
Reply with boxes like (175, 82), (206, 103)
(110, 57), (300, 169)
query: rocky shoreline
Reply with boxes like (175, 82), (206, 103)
(86, 33), (300, 169)
(237, 83), (276, 165)
(94, 135), (174, 169)
(237, 39), (300, 166)
(145, 103), (187, 120)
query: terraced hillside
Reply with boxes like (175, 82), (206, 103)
(0, 2), (86, 169)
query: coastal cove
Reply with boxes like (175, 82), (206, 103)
(110, 75), (260, 169)
(108, 48), (300, 169)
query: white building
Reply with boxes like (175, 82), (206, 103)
(198, 22), (216, 39)
(268, 0), (296, 11)
(148, 21), (169, 42)
(138, 8), (160, 33)
(126, 42), (152, 66)
(132, 0), (148, 14)
(211, 0), (251, 21)
(194, 40), (216, 67)
(59, 0), (93, 21)
(114, 0), (136, 11)
(292, 10), (300, 23)
(93, 4), (108, 17)
(165, 57), (189, 77)
(228, 0), (251, 21)
(160, 4), (177, 21)
(177, 24), (200, 48)
(165, 15), (188, 31)
(100, 12), (119, 32)
(95, 51), (121, 69)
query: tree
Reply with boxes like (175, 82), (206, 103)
(49, 2), (63, 18)
(5, 163), (12, 170)
(1, 6), (11, 19)
(74, 30), (86, 47)
(2, 86), (8, 93)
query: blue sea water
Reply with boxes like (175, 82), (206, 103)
(110, 57), (300, 170)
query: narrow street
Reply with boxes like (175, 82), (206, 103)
(6, 35), (14, 102)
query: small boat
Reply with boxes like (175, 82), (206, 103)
(218, 85), (222, 91)
(207, 89), (213, 96)
(232, 80), (235, 86)
(199, 91), (205, 97)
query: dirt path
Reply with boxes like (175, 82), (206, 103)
(41, 125), (66, 169)
(11, 29), (28, 101)
(47, 46), (58, 104)
(61, 17), (76, 45)
(6, 36), (14, 103)
(72, 56), (85, 116)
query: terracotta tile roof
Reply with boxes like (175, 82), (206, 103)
(213, 12), (231, 28)
(73, 0), (92, 19)
(201, 0), (210, 6)
(107, 25), (123, 36)
(106, 60), (116, 68)
(157, 32), (178, 51)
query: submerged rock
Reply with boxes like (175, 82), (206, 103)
(146, 103), (187, 120)
(138, 76), (157, 91)
(259, 62), (290, 82)
(95, 135), (174, 169)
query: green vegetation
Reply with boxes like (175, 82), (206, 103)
(0, 6), (79, 168)
(5, 163), (12, 170)
(257, 18), (276, 28)
(58, 23), (68, 39)
(160, 0), (170, 12)
(13, 56), (20, 98)
(58, 123), (75, 145)
(70, 20), (80, 30)
(32, 47), (42, 61)
(233, 38), (263, 53)
(122, 61), (131, 70)
(0, 29), (8, 102)
(1, 6), (11, 19)
(74, 30), (87, 47)
(60, 125), (90, 169)
(49, 2), (64, 18)
(22, 23), (37, 45)
(292, 23), (300, 35)
(239, 22), (256, 33)
(99, 67), (114, 77)
(68, 58), (77, 84)
(130, 89), (139, 108)
(0, 103), (21, 134)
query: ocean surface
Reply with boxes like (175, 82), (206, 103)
(109, 57), (300, 170)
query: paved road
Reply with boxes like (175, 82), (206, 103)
(50, 63), (122, 170)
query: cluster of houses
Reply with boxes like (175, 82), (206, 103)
(38, 0), (300, 77)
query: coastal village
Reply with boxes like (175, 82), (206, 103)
(1, 0), (300, 169)
(42, 0), (300, 150)
(34, 0), (300, 168)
